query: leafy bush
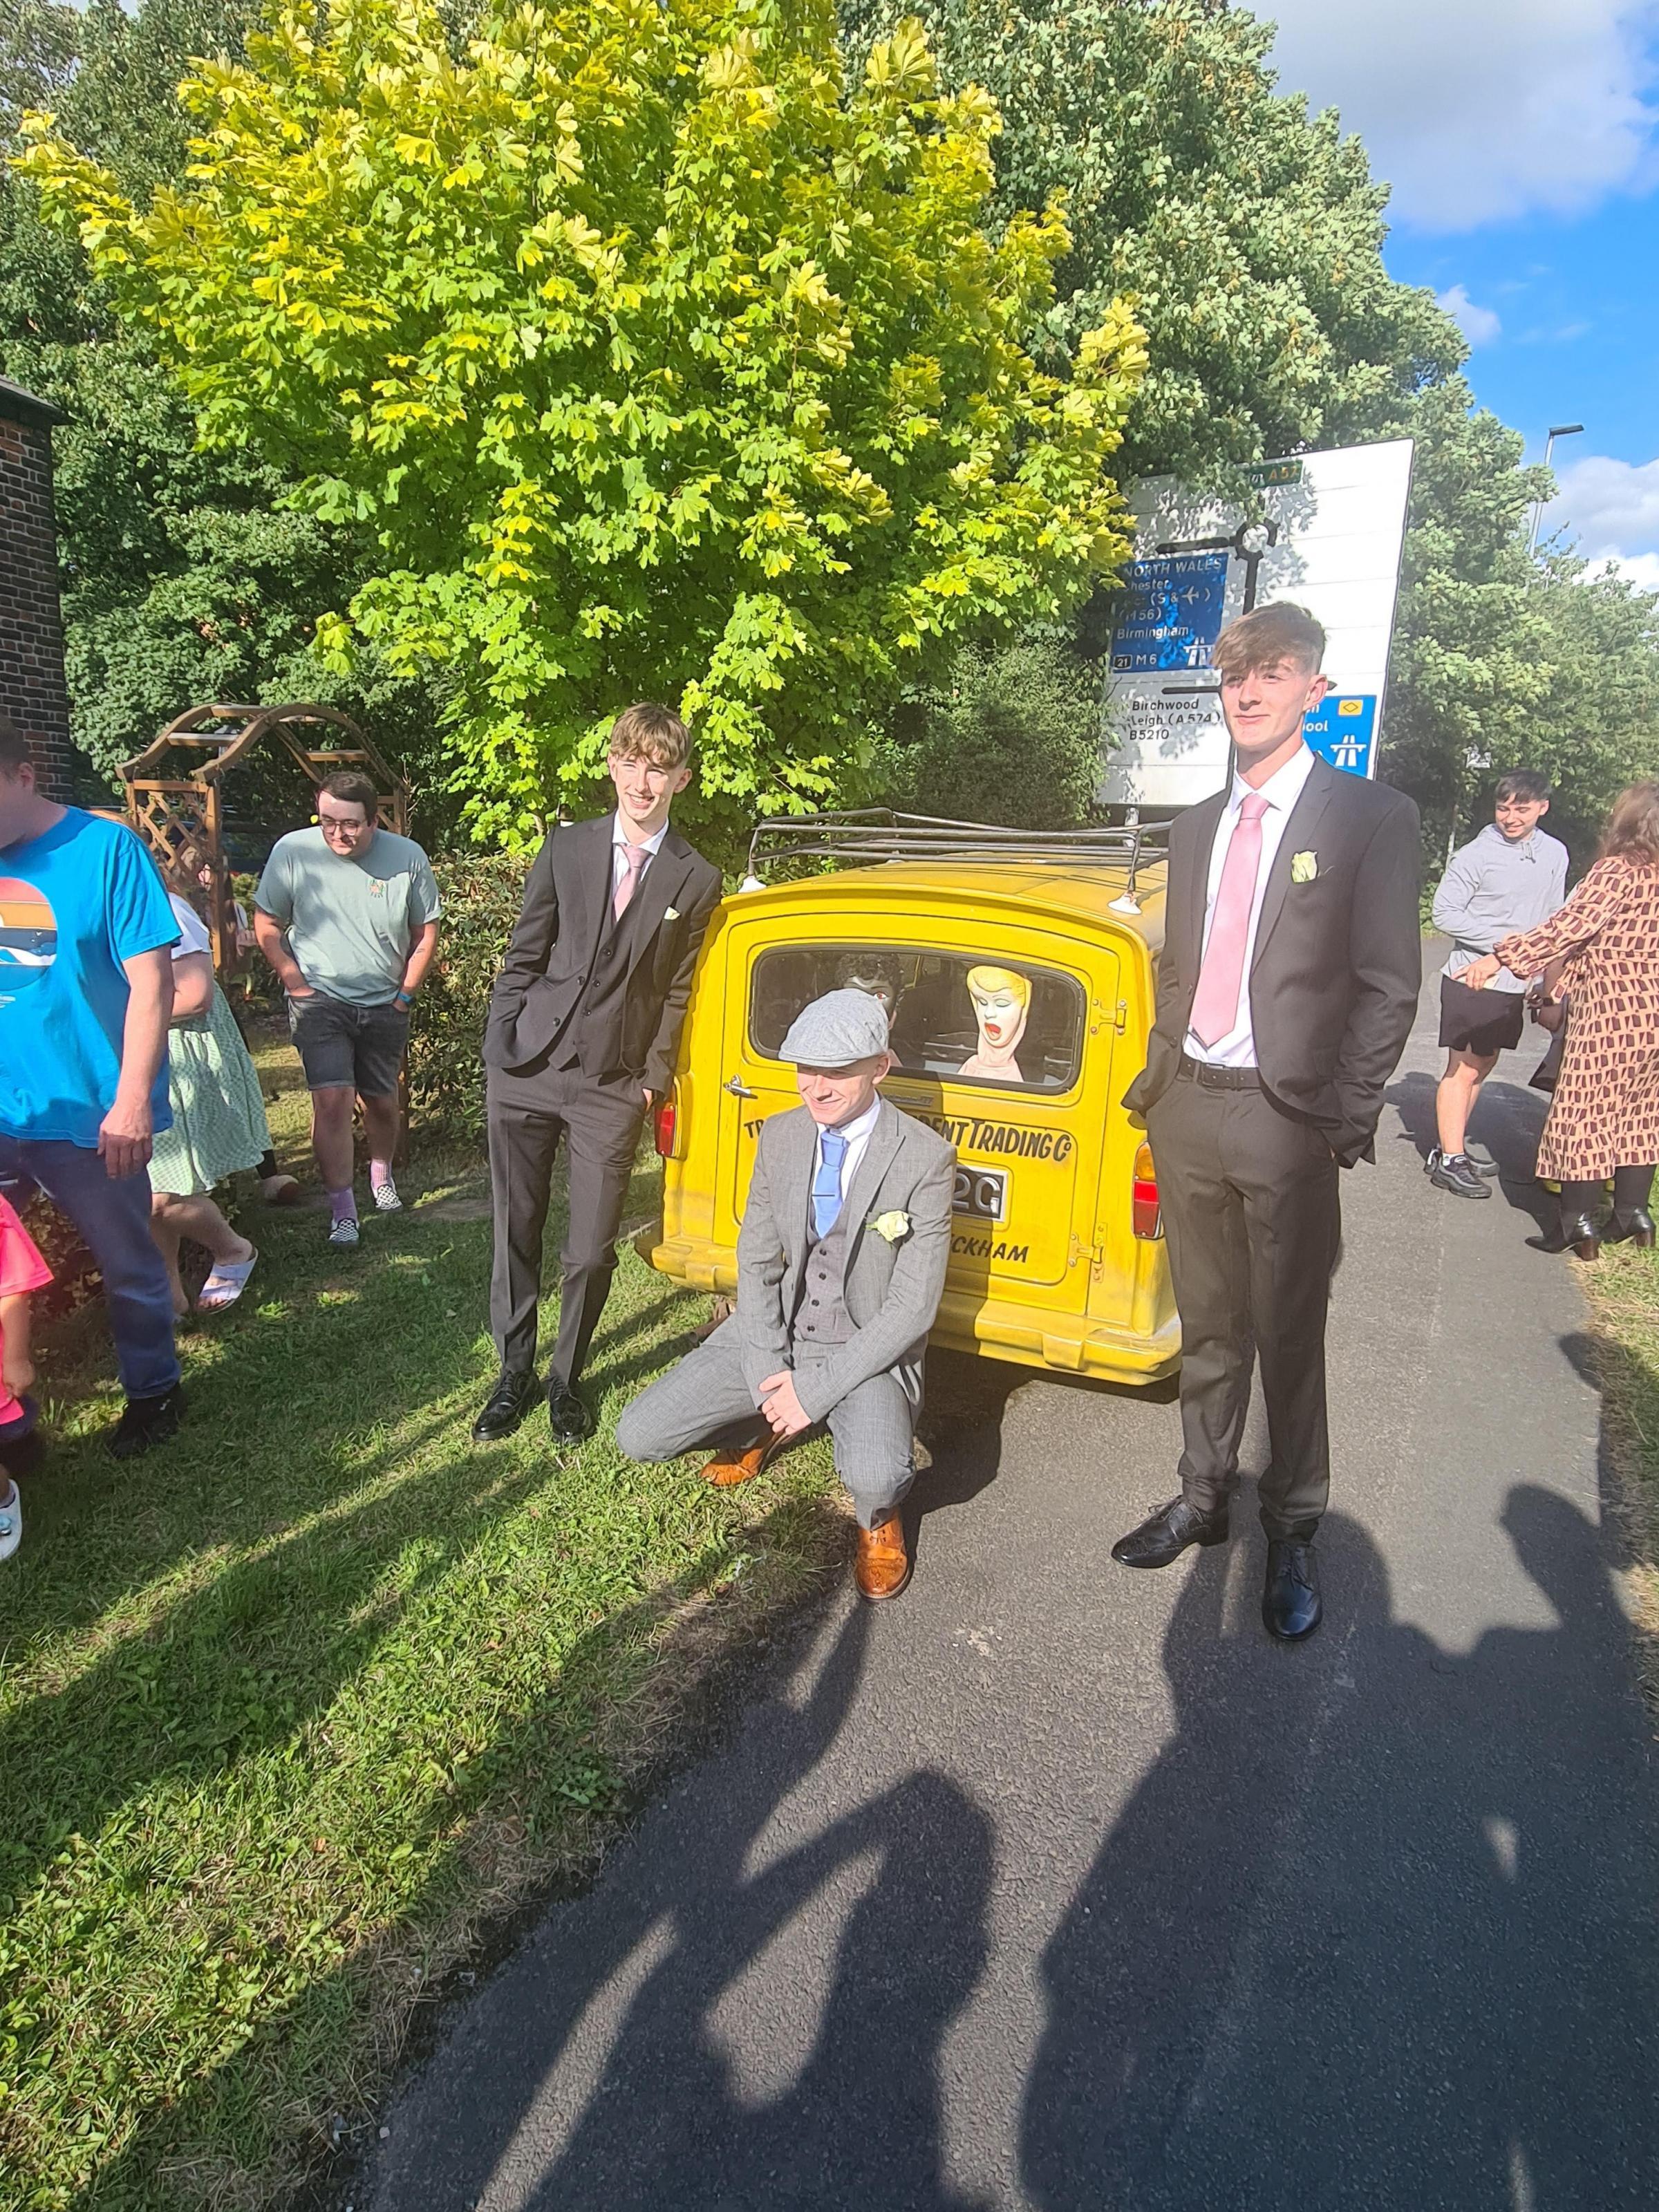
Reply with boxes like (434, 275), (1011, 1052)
(22, 0), (1147, 846)
(406, 852), (529, 1143)
(872, 637), (1106, 830)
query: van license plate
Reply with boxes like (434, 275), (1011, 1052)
(954, 1167), (1007, 1224)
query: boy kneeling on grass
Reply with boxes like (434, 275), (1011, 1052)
(0, 1188), (52, 1561)
(617, 990), (956, 1602)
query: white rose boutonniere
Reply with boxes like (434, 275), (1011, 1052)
(1290, 850), (1318, 885)
(871, 1210), (911, 1244)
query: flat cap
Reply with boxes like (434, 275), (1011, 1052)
(779, 987), (891, 1068)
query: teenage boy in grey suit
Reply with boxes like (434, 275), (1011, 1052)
(617, 990), (957, 1601)
(474, 704), (722, 1447)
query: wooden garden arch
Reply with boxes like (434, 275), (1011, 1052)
(120, 704), (411, 975)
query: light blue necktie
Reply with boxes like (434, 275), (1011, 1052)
(813, 1129), (849, 1239)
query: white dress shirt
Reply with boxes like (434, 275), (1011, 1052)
(813, 1094), (883, 1212)
(1183, 743), (1318, 1069)
(610, 813), (668, 899)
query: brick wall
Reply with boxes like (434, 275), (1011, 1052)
(0, 384), (76, 800)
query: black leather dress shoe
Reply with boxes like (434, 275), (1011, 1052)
(471, 1369), (537, 1443)
(546, 1379), (594, 1443)
(1262, 1539), (1322, 1640)
(1527, 1213), (1602, 1260)
(1112, 1495), (1229, 1569)
(1605, 1208), (1656, 1249)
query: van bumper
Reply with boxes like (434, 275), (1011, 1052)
(634, 1225), (1181, 1387)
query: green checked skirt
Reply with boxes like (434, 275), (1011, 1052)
(149, 987), (273, 1199)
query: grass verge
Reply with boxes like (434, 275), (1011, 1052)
(0, 1031), (843, 2210)
(1580, 1245), (1659, 1671)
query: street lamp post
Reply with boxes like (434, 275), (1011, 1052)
(1528, 422), (1585, 554)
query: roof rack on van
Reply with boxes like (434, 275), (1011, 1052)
(744, 810), (1170, 912)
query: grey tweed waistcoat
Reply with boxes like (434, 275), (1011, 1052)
(792, 1217), (853, 1348)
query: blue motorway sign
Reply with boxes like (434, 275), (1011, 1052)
(1302, 693), (1378, 777)
(1109, 552), (1230, 673)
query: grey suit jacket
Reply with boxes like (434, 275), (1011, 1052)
(735, 1097), (957, 1426)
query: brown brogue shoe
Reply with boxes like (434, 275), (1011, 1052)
(701, 1445), (767, 1488)
(854, 1513), (912, 1602)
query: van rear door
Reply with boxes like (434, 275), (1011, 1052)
(716, 917), (1111, 1306)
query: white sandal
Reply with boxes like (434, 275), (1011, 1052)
(196, 1248), (259, 1312)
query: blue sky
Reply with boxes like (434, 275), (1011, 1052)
(1244, 0), (1659, 587)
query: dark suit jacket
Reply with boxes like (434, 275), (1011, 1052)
(1124, 756), (1422, 1166)
(483, 814), (722, 1095)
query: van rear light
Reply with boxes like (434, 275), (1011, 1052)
(1132, 1140), (1162, 1240)
(653, 1096), (679, 1159)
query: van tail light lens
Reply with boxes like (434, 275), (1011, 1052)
(653, 1094), (680, 1160)
(1132, 1140), (1162, 1240)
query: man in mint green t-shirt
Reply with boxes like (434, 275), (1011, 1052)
(254, 773), (440, 1245)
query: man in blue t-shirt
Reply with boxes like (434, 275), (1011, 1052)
(0, 718), (185, 1457)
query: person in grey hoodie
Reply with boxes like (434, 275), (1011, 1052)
(1428, 771), (1568, 1198)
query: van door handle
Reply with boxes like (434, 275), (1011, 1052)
(724, 1076), (758, 1098)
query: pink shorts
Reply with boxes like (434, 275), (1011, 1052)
(0, 1192), (52, 1430)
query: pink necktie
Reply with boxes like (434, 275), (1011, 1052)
(613, 843), (648, 923)
(1188, 793), (1270, 1049)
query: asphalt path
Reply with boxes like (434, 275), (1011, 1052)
(363, 956), (1659, 2211)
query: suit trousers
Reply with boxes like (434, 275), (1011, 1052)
(615, 1321), (917, 1530)
(1145, 1074), (1341, 1541)
(487, 1060), (645, 1386)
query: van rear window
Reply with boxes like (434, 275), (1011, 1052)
(749, 946), (1086, 1095)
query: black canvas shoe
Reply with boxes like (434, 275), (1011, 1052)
(106, 1385), (185, 1461)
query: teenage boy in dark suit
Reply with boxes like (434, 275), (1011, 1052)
(1118, 603), (1421, 1640)
(474, 704), (722, 1444)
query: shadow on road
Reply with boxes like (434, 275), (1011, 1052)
(396, 1600), (994, 2212)
(1021, 1492), (1659, 2210)
(1388, 1070), (1555, 1232)
(366, 1490), (1659, 2212)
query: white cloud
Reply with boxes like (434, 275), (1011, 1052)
(1435, 284), (1502, 346)
(1595, 550), (1659, 591)
(1539, 454), (1659, 573)
(1244, 1), (1659, 231)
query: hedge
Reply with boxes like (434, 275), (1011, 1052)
(407, 852), (529, 1143)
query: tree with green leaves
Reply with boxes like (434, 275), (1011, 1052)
(1510, 556), (1659, 854)
(871, 632), (1105, 828)
(1, 0), (444, 796)
(21, 0), (1149, 845)
(841, 0), (1653, 854)
(1380, 381), (1553, 850)
(839, 0), (1460, 485)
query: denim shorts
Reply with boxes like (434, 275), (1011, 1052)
(287, 991), (409, 1096)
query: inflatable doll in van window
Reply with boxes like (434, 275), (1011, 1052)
(960, 964), (1030, 1082)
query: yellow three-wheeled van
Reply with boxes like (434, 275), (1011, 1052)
(635, 814), (1179, 1386)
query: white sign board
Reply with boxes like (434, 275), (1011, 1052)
(1099, 438), (1414, 809)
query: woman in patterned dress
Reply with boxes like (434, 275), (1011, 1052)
(148, 888), (270, 1313)
(1463, 781), (1659, 1259)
